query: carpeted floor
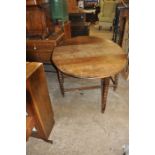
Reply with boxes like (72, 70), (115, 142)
(26, 24), (129, 155)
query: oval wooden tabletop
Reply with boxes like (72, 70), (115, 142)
(52, 36), (127, 79)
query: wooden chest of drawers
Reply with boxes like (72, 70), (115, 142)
(26, 32), (64, 63)
(26, 39), (55, 63)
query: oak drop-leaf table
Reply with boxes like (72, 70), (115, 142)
(52, 36), (127, 113)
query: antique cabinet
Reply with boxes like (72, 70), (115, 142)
(26, 0), (65, 63)
(26, 0), (54, 39)
(26, 32), (64, 63)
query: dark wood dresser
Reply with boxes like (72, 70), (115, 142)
(26, 0), (64, 64)
(26, 32), (64, 63)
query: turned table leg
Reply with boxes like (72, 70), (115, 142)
(57, 70), (65, 97)
(101, 77), (110, 113)
(113, 74), (119, 91)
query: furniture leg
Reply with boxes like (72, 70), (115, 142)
(110, 74), (119, 91)
(57, 70), (65, 97)
(110, 26), (112, 31)
(101, 78), (110, 113)
(113, 74), (119, 91)
(31, 131), (53, 144)
(99, 25), (101, 30)
(43, 139), (53, 144)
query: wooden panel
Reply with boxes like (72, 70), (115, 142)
(63, 21), (71, 39)
(26, 6), (47, 38)
(26, 116), (35, 141)
(48, 32), (65, 46)
(27, 32), (64, 46)
(26, 38), (55, 63)
(26, 33), (64, 63)
(26, 3), (54, 39)
(122, 18), (129, 52)
(26, 0), (49, 6)
(66, 0), (78, 13)
(26, 39), (55, 50)
(26, 50), (53, 63)
(119, 8), (129, 46)
(26, 50), (40, 62)
(26, 62), (54, 139)
(37, 50), (53, 63)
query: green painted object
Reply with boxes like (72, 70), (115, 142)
(49, 0), (68, 22)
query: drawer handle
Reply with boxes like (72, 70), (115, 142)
(34, 46), (37, 50)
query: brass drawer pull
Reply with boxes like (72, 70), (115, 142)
(34, 45), (37, 50)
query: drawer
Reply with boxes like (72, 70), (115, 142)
(26, 32), (65, 50)
(26, 32), (64, 63)
(37, 50), (53, 63)
(26, 50), (40, 62)
(26, 41), (55, 51)
(26, 50), (53, 63)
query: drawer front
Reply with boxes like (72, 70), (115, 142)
(26, 50), (53, 63)
(26, 40), (54, 63)
(26, 50), (40, 62)
(26, 34), (64, 63)
(26, 41), (55, 51)
(37, 50), (52, 63)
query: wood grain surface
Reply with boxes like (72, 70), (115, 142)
(26, 62), (54, 139)
(52, 36), (127, 79)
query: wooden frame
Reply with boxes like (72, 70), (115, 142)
(26, 62), (54, 143)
